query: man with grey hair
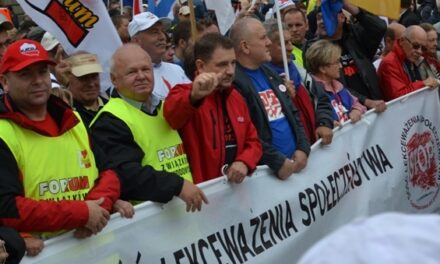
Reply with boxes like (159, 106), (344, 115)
(90, 44), (208, 212)
(230, 17), (310, 180)
(129, 12), (190, 100)
(378, 25), (439, 101)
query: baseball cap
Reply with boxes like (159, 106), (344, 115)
(128, 12), (172, 37)
(0, 13), (13, 31)
(41, 32), (60, 51)
(179, 6), (190, 16)
(0, 39), (55, 74)
(66, 53), (103, 77)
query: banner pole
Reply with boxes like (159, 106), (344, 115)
(188, 0), (198, 40)
(273, 0), (290, 81)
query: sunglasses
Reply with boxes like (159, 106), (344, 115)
(404, 37), (425, 51)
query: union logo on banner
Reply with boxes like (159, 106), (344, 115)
(401, 115), (440, 209)
(22, 0), (99, 47)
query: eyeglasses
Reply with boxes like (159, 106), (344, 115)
(404, 37), (425, 51)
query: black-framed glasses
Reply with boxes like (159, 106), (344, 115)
(404, 37), (425, 51)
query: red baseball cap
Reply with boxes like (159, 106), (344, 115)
(0, 39), (55, 74)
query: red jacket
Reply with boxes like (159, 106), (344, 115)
(378, 42), (425, 101)
(0, 95), (120, 233)
(164, 83), (262, 184)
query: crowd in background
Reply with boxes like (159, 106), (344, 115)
(0, 0), (439, 262)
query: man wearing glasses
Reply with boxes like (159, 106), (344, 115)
(378, 25), (440, 101)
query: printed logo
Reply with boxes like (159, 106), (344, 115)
(78, 149), (91, 169)
(24, 0), (99, 47)
(278, 84), (287, 92)
(401, 115), (440, 209)
(20, 43), (39, 56)
(258, 90), (285, 122)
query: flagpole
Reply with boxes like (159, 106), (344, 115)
(273, 0), (290, 81)
(188, 0), (198, 40)
(120, 0), (123, 14)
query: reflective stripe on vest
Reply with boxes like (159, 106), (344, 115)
(94, 98), (193, 182)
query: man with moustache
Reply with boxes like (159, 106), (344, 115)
(164, 33), (262, 184)
(129, 12), (190, 100)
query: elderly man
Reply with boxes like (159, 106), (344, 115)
(164, 33), (262, 184)
(230, 17), (310, 180)
(66, 52), (107, 127)
(0, 39), (121, 255)
(129, 12), (190, 100)
(90, 44), (208, 212)
(378, 25), (439, 101)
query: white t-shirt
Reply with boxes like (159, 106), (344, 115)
(153, 61), (190, 100)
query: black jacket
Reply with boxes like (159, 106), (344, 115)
(233, 63), (310, 174)
(90, 99), (183, 203)
(307, 10), (386, 103)
(0, 227), (25, 264)
(73, 96), (108, 129)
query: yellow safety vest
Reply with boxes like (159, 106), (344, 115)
(93, 98), (193, 182)
(292, 45), (304, 68)
(0, 113), (99, 238)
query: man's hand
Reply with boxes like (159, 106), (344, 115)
(113, 199), (135, 218)
(343, 0), (360, 15)
(364, 99), (387, 113)
(291, 150), (308, 173)
(349, 109), (362, 123)
(423, 76), (440, 88)
(73, 227), (93, 239)
(226, 161), (249, 184)
(190, 72), (222, 104)
(24, 237), (44, 256)
(0, 240), (8, 262)
(178, 180), (209, 212)
(315, 126), (333, 145)
(277, 159), (295, 180)
(285, 79), (296, 98)
(85, 197), (110, 234)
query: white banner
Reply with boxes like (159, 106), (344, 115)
(16, 0), (122, 93)
(22, 88), (440, 263)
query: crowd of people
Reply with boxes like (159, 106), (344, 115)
(0, 0), (439, 262)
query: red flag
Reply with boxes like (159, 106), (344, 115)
(133, 0), (143, 15)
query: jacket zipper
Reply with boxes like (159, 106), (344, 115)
(210, 109), (217, 149)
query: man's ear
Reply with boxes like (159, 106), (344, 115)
(195, 58), (205, 73)
(240, 40), (250, 55)
(0, 74), (9, 92)
(178, 38), (187, 48)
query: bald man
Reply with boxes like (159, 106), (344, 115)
(378, 25), (439, 101)
(373, 23), (406, 70)
(90, 44), (208, 212)
(230, 17), (310, 180)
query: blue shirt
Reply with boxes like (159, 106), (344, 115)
(243, 67), (297, 157)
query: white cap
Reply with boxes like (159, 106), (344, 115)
(278, 0), (296, 11)
(298, 212), (440, 264)
(179, 6), (190, 16)
(40, 32), (59, 51)
(128, 12), (171, 37)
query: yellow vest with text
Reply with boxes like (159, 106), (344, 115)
(93, 98), (193, 182)
(0, 114), (99, 237)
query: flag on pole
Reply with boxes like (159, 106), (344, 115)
(350, 0), (400, 19)
(16, 0), (122, 93)
(148, 0), (176, 18)
(204, 0), (235, 35)
(133, 0), (143, 15)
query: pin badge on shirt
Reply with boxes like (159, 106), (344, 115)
(237, 116), (244, 123)
(278, 84), (287, 92)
